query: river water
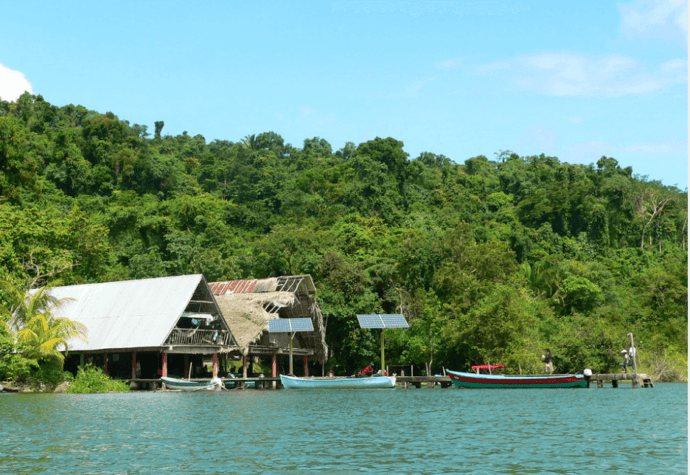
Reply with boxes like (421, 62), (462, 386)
(0, 383), (686, 474)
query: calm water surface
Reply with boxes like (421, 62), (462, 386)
(0, 384), (686, 474)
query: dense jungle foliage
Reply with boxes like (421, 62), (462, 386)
(0, 94), (687, 382)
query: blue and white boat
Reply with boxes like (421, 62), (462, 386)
(161, 376), (224, 391)
(280, 374), (396, 389)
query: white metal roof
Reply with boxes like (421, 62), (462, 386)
(44, 274), (207, 352)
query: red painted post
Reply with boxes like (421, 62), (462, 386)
(242, 355), (248, 378)
(212, 354), (218, 378)
(162, 353), (168, 377)
(304, 355), (308, 377)
(131, 352), (137, 379)
(272, 353), (277, 377)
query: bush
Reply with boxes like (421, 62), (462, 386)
(66, 364), (130, 393)
(30, 361), (73, 387)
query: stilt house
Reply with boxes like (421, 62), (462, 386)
(210, 275), (328, 376)
(43, 274), (238, 380)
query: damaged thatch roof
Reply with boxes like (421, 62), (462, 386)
(215, 291), (295, 350)
(211, 276), (328, 363)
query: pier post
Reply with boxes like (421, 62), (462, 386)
(212, 353), (219, 378)
(304, 356), (309, 377)
(131, 352), (137, 380)
(272, 353), (277, 389)
(162, 353), (168, 377)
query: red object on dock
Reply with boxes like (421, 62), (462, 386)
(471, 365), (505, 370)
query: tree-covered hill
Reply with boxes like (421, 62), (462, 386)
(1, 93), (687, 381)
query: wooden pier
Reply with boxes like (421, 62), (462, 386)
(395, 374), (655, 389)
(123, 373), (654, 390)
(124, 377), (283, 390)
(585, 373), (654, 388)
(397, 376), (452, 388)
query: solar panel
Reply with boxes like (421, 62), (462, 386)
(356, 314), (409, 329)
(267, 318), (314, 333)
(268, 319), (291, 333)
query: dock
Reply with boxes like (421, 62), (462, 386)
(396, 373), (655, 389)
(586, 373), (654, 388)
(123, 373), (654, 390)
(397, 376), (452, 388)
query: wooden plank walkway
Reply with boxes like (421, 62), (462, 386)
(396, 374), (655, 389)
(586, 373), (654, 388)
(123, 373), (654, 390)
(396, 376), (452, 388)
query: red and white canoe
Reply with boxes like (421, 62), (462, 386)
(446, 369), (587, 388)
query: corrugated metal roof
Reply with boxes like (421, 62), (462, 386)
(45, 274), (205, 352)
(210, 278), (278, 295)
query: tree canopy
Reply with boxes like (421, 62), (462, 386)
(0, 93), (686, 381)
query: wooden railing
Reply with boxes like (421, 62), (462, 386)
(165, 328), (233, 346)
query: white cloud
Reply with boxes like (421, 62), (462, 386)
(474, 52), (687, 97)
(620, 0), (688, 42)
(0, 63), (33, 102)
(622, 141), (685, 154)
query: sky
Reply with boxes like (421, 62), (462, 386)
(0, 0), (687, 190)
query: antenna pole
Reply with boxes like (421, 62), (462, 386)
(381, 329), (385, 376)
(289, 332), (295, 375)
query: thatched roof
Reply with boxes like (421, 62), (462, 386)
(215, 291), (295, 350)
(212, 275), (328, 363)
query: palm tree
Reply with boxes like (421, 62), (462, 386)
(1, 283), (87, 364)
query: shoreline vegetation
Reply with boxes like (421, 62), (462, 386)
(0, 93), (687, 389)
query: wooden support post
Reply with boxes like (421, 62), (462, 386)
(242, 355), (248, 379)
(80, 353), (85, 368)
(272, 353), (277, 377)
(104, 353), (108, 375)
(304, 355), (308, 377)
(212, 353), (218, 378)
(162, 353), (168, 377)
(132, 352), (137, 380)
(612, 379), (618, 388)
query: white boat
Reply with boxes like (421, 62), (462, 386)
(280, 374), (396, 389)
(161, 377), (224, 391)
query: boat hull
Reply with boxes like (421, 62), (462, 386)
(280, 375), (396, 389)
(446, 370), (586, 388)
(161, 377), (224, 391)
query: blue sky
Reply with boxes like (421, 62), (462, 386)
(1, 0), (687, 189)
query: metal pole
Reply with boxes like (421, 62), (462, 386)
(289, 332), (295, 375)
(628, 332), (639, 389)
(381, 330), (385, 376)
